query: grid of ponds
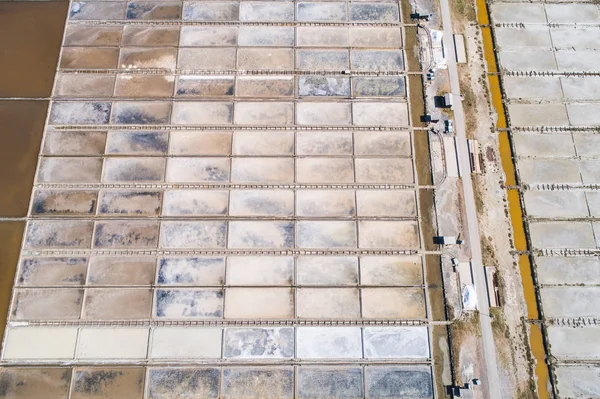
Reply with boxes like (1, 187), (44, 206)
(0, 0), (438, 398)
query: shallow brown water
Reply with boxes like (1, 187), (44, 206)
(0, 101), (49, 217)
(0, 221), (24, 350)
(0, 1), (68, 97)
(0, 1), (68, 347)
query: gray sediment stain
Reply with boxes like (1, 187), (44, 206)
(103, 159), (165, 182)
(296, 221), (357, 248)
(25, 221), (93, 248)
(74, 370), (122, 394)
(126, 2), (181, 20)
(0, 368), (72, 398)
(296, 131), (353, 155)
(155, 289), (224, 318)
(350, 4), (400, 22)
(298, 367), (363, 398)
(49, 102), (110, 125)
(247, 197), (288, 215)
(365, 366), (434, 398)
(167, 159), (231, 182)
(351, 51), (404, 71)
(159, 221), (227, 248)
(353, 77), (405, 97)
(162, 190), (229, 216)
(158, 257), (225, 284)
(98, 191), (161, 215)
(183, 2), (239, 20)
(106, 131), (168, 154)
(69, 2), (125, 20)
(112, 109), (169, 125)
(176, 76), (234, 96)
(148, 368), (219, 399)
(230, 191), (293, 216)
(32, 190), (97, 215)
(296, 50), (349, 70)
(299, 76), (350, 96)
(93, 221), (159, 248)
(228, 221), (294, 248)
(240, 2), (294, 21)
(18, 257), (87, 286)
(222, 368), (293, 399)
(71, 368), (144, 399)
(204, 165), (229, 181)
(223, 328), (294, 358)
(297, 3), (347, 21)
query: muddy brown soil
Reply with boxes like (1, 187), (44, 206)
(412, 81), (432, 185)
(419, 188), (436, 251)
(0, 1), (68, 347)
(426, 254), (445, 321)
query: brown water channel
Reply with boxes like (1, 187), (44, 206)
(475, 0), (552, 396)
(0, 0), (68, 348)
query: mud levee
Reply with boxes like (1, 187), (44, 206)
(0, 0), (68, 349)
